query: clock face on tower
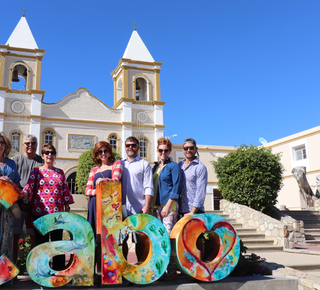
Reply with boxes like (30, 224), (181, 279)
(11, 100), (25, 114)
(137, 111), (148, 123)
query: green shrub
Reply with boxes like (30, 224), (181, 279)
(212, 144), (284, 212)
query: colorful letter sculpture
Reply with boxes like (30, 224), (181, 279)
(96, 181), (171, 285)
(26, 212), (95, 287)
(0, 179), (21, 285)
(0, 255), (19, 285)
(170, 214), (240, 281)
(0, 179), (20, 209)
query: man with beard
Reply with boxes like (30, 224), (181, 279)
(121, 136), (153, 261)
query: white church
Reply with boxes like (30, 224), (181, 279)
(1, 15), (319, 211)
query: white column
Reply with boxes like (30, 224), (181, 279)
(154, 104), (163, 125)
(121, 102), (133, 155)
(30, 93), (42, 154)
(0, 90), (5, 113)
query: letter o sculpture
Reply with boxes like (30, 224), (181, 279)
(170, 213), (240, 281)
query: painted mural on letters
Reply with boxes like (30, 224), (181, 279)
(96, 181), (171, 285)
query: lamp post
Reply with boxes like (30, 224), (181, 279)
(166, 134), (178, 139)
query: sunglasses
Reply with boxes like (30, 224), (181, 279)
(24, 142), (36, 146)
(158, 149), (169, 153)
(183, 146), (195, 151)
(125, 144), (137, 148)
(98, 149), (109, 154)
(0, 141), (5, 146)
(44, 151), (56, 155)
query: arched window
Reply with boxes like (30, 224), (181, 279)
(10, 131), (22, 154)
(139, 136), (147, 159)
(134, 76), (148, 101)
(67, 172), (78, 194)
(10, 63), (28, 91)
(42, 128), (56, 146)
(109, 134), (118, 151)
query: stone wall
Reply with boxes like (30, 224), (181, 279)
(220, 199), (305, 248)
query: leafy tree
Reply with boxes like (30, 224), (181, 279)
(212, 144), (284, 212)
(76, 148), (121, 194)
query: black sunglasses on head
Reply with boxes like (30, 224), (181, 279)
(125, 144), (137, 148)
(183, 146), (195, 151)
(24, 142), (36, 146)
(44, 151), (56, 155)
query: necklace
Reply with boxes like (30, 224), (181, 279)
(99, 171), (108, 179)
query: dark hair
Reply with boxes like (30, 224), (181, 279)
(183, 138), (197, 147)
(0, 132), (12, 158)
(92, 141), (115, 166)
(42, 143), (56, 155)
(125, 136), (139, 145)
(157, 137), (172, 151)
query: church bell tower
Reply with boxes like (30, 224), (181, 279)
(0, 13), (45, 152)
(111, 27), (166, 161)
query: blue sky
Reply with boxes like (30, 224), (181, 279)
(1, 1), (320, 147)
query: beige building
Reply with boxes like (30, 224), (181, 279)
(265, 126), (320, 209)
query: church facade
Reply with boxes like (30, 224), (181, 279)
(0, 16), (168, 187)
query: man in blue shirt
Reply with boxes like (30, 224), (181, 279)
(121, 136), (153, 262)
(179, 138), (208, 216)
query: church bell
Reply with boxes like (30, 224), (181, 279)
(12, 68), (20, 82)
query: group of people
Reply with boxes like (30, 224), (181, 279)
(0, 132), (207, 281)
(0, 133), (73, 271)
(85, 136), (208, 281)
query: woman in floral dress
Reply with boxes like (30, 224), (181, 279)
(23, 143), (73, 270)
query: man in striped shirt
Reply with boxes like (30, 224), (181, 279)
(179, 138), (208, 217)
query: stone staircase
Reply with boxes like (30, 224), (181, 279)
(207, 210), (283, 252)
(281, 210), (320, 246)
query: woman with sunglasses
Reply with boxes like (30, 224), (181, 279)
(0, 132), (21, 262)
(23, 143), (74, 270)
(85, 141), (122, 240)
(151, 137), (181, 281)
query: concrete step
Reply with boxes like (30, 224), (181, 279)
(305, 234), (320, 241)
(305, 240), (320, 245)
(303, 224), (320, 229)
(238, 233), (266, 239)
(282, 210), (320, 215)
(241, 239), (274, 246)
(235, 228), (258, 233)
(301, 218), (320, 225)
(305, 228), (320, 234)
(246, 245), (283, 252)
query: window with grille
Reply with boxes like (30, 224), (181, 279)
(109, 135), (117, 151)
(11, 132), (20, 152)
(139, 137), (147, 158)
(293, 145), (307, 161)
(45, 130), (54, 145)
